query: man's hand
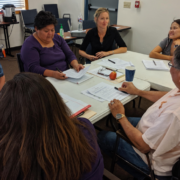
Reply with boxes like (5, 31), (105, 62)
(108, 99), (125, 118)
(119, 82), (140, 95)
(73, 64), (85, 72)
(88, 55), (98, 61)
(53, 71), (68, 80)
(96, 51), (108, 59)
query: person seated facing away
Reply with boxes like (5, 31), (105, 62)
(21, 11), (84, 80)
(0, 73), (104, 180)
(0, 63), (5, 91)
(149, 19), (180, 61)
(98, 46), (180, 180)
(79, 8), (127, 63)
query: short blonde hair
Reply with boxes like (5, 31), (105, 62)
(94, 7), (110, 25)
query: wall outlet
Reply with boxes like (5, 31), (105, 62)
(124, 2), (131, 8)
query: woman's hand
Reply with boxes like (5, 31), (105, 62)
(73, 64), (85, 72)
(53, 71), (68, 80)
(108, 99), (125, 118)
(88, 55), (99, 61)
(96, 51), (108, 59)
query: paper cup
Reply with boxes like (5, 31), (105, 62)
(125, 66), (136, 82)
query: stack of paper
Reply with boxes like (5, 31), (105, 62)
(63, 66), (90, 79)
(67, 74), (93, 84)
(142, 60), (169, 71)
(81, 82), (129, 102)
(98, 58), (134, 70)
(60, 93), (91, 117)
(88, 66), (124, 80)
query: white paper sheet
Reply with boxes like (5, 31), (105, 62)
(67, 74), (93, 84)
(81, 89), (105, 102)
(63, 66), (90, 79)
(87, 82), (129, 102)
(98, 58), (134, 70)
(69, 30), (86, 33)
(142, 60), (169, 71)
(88, 66), (123, 80)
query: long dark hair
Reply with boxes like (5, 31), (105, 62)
(0, 73), (97, 180)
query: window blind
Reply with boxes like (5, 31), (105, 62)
(0, 0), (25, 9)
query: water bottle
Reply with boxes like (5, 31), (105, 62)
(59, 24), (64, 38)
(78, 14), (83, 31)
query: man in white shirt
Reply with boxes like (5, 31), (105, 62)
(98, 46), (180, 180)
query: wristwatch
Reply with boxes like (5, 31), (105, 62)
(115, 113), (125, 123)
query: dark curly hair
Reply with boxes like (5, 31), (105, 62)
(34, 11), (57, 30)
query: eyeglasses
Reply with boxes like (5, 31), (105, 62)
(168, 62), (180, 70)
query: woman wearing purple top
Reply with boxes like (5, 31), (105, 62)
(21, 11), (84, 80)
(0, 72), (104, 180)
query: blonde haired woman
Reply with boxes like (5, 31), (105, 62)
(79, 8), (127, 63)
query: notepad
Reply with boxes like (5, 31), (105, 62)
(67, 74), (93, 84)
(142, 60), (169, 71)
(60, 93), (91, 117)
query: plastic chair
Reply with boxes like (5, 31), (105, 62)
(63, 14), (71, 26)
(43, 4), (59, 18)
(16, 53), (24, 72)
(55, 18), (70, 33)
(21, 9), (37, 40)
(83, 20), (96, 29)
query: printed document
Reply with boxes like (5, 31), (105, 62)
(87, 82), (129, 102)
(63, 66), (90, 79)
(98, 58), (133, 70)
(142, 60), (169, 71)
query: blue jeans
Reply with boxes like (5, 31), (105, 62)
(98, 117), (150, 180)
(0, 63), (4, 77)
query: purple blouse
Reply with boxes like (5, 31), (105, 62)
(21, 34), (77, 75)
(78, 118), (104, 180)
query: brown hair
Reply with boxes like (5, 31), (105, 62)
(0, 73), (97, 180)
(94, 7), (110, 25)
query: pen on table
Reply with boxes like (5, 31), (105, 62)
(103, 67), (118, 71)
(108, 59), (115, 64)
(114, 87), (128, 94)
(153, 60), (156, 66)
(56, 67), (65, 77)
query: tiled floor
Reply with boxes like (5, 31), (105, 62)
(1, 48), (153, 180)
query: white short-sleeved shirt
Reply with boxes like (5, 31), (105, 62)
(133, 88), (180, 176)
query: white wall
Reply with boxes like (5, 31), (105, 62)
(0, 0), (59, 48)
(117, 0), (180, 55)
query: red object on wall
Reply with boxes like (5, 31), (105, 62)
(135, 1), (140, 8)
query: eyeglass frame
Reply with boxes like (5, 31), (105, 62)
(168, 62), (180, 70)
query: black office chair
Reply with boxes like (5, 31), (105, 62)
(110, 127), (180, 180)
(63, 14), (71, 27)
(43, 4), (59, 18)
(55, 18), (70, 33)
(17, 53), (24, 72)
(21, 9), (37, 40)
(83, 20), (96, 29)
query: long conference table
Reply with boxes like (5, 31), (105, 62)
(47, 63), (150, 124)
(91, 51), (175, 92)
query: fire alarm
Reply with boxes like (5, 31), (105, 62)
(135, 1), (140, 8)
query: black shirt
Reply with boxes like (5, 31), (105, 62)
(80, 26), (127, 56)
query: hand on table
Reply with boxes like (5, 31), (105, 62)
(108, 99), (125, 118)
(88, 55), (98, 61)
(119, 82), (139, 95)
(73, 64), (85, 72)
(53, 71), (68, 80)
(96, 51), (108, 59)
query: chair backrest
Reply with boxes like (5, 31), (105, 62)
(21, 9), (37, 25)
(43, 4), (59, 18)
(16, 53), (24, 72)
(55, 18), (70, 33)
(83, 20), (96, 30)
(63, 14), (71, 26)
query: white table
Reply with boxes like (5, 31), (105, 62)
(91, 51), (175, 91)
(47, 74), (150, 124)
